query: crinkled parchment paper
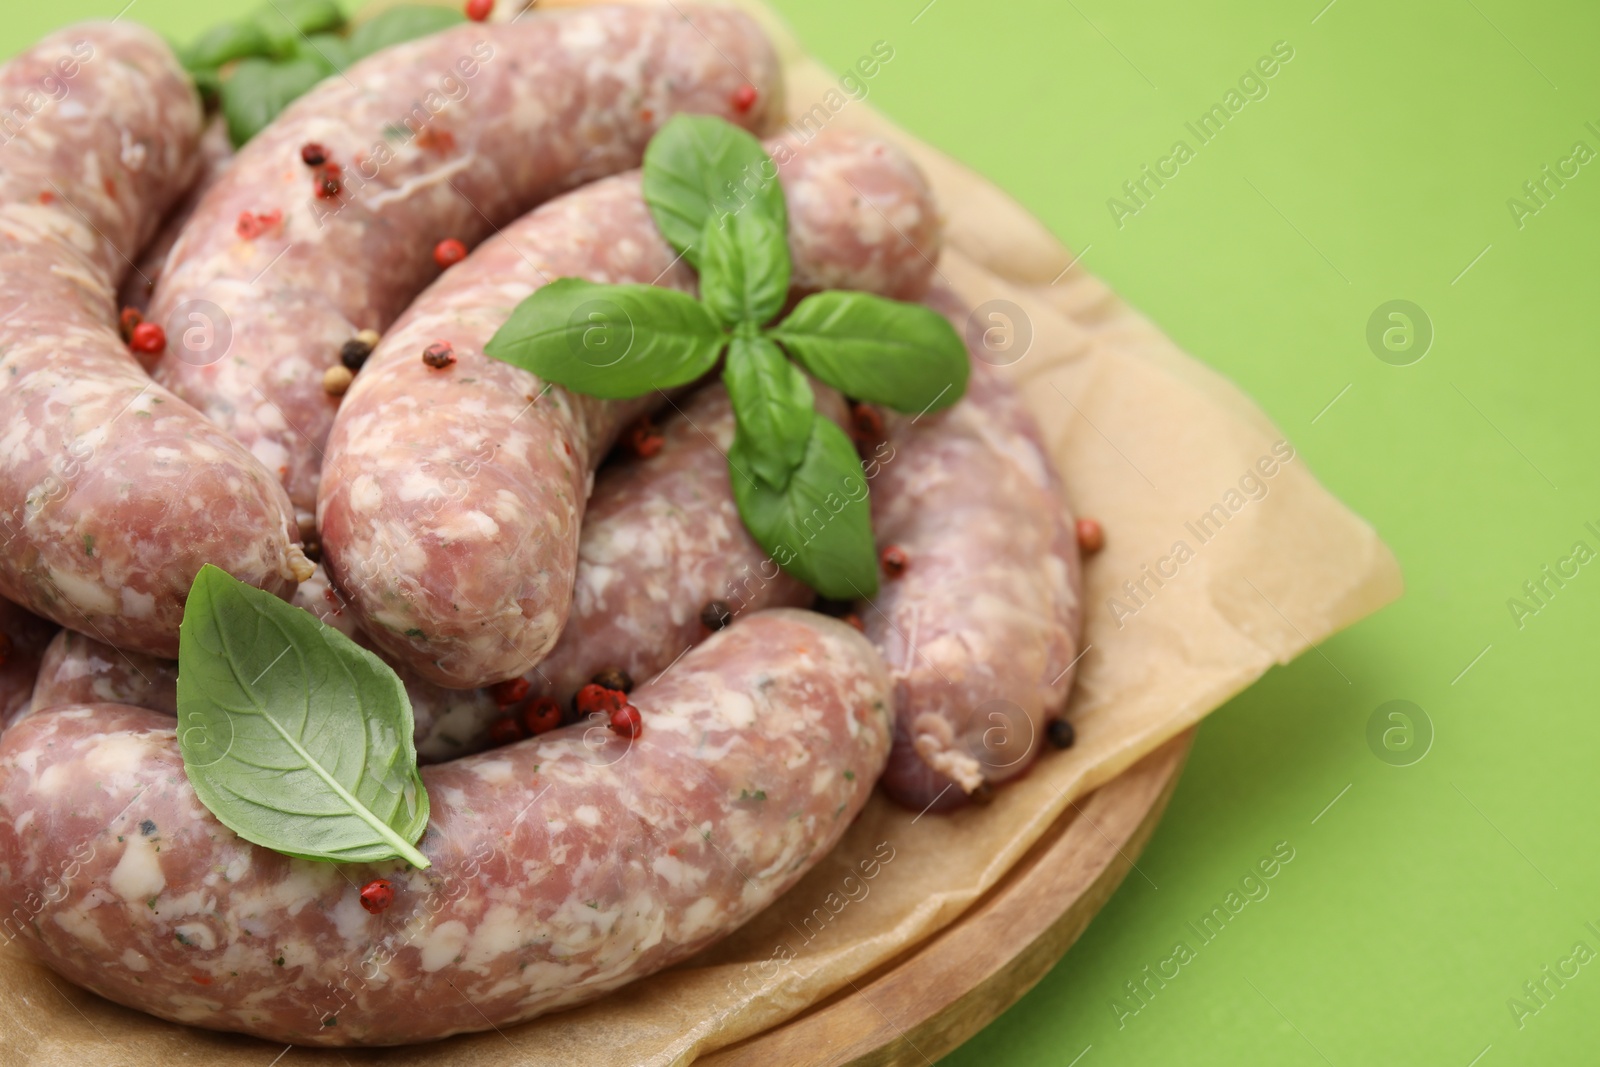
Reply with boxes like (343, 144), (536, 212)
(0, 1), (1401, 1063)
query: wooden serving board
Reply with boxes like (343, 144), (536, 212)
(701, 730), (1194, 1067)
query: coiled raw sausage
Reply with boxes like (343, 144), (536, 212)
(0, 609), (891, 1045)
(318, 129), (940, 688)
(147, 5), (782, 525)
(0, 23), (310, 660)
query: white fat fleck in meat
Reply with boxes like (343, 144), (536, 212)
(419, 919), (471, 972)
(120, 948), (151, 971)
(43, 568), (117, 618)
(330, 892), (375, 945)
(120, 586), (156, 620)
(350, 474), (383, 513)
(108, 833), (165, 903)
(84, 732), (152, 782)
(52, 906), (112, 953)
(470, 759), (514, 785)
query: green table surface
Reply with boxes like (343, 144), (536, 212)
(7, 1), (1598, 1063)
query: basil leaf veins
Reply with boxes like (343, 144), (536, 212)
(730, 416), (879, 601)
(483, 277), (726, 399)
(723, 332), (813, 489)
(176, 565), (431, 868)
(769, 291), (970, 415)
(699, 209), (791, 328)
(642, 114), (787, 268)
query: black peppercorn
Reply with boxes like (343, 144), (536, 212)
(1046, 717), (1076, 750)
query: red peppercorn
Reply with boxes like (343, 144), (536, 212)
(842, 613), (864, 632)
(118, 306), (142, 343)
(315, 161), (343, 200)
(128, 322), (166, 356)
(465, 0), (493, 20)
(521, 696), (562, 735)
(1075, 517), (1105, 555)
(235, 209), (282, 241)
(850, 402), (885, 444)
(358, 879), (394, 914)
(433, 237), (467, 269)
(422, 341), (456, 369)
(490, 677), (531, 707)
(625, 417), (664, 459)
(880, 544), (908, 578)
(574, 683), (626, 719)
(609, 703), (642, 738)
(731, 84), (758, 113)
(300, 142), (329, 167)
(487, 716), (524, 746)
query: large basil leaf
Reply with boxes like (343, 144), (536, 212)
(183, 19), (273, 70)
(699, 210), (791, 328)
(642, 114), (787, 268)
(295, 33), (352, 78)
(176, 565), (431, 868)
(347, 5), (466, 63)
(221, 56), (330, 146)
(484, 278), (727, 399)
(730, 416), (878, 600)
(723, 332), (813, 489)
(254, 0), (346, 58)
(769, 291), (971, 414)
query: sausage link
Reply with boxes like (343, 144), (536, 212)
(147, 6), (782, 525)
(0, 609), (891, 1045)
(319, 129), (940, 688)
(27, 628), (177, 721)
(117, 117), (234, 318)
(864, 287), (1085, 812)
(525, 382), (847, 704)
(0, 24), (310, 660)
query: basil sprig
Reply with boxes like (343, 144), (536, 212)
(483, 115), (969, 600)
(183, 4), (466, 146)
(176, 566), (431, 868)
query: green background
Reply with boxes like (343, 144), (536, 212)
(7, 1), (1598, 1063)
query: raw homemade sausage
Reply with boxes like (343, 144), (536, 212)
(25, 568), (501, 764)
(117, 117), (233, 318)
(147, 5), (782, 525)
(0, 24), (310, 660)
(0, 598), (57, 731)
(864, 287), (1084, 812)
(525, 382), (848, 704)
(319, 129), (940, 688)
(0, 609), (891, 1045)
(27, 628), (176, 720)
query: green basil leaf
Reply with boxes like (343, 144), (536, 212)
(484, 278), (727, 399)
(295, 32), (352, 77)
(770, 291), (971, 414)
(642, 114), (787, 267)
(730, 415), (878, 600)
(176, 565), (431, 868)
(699, 210), (791, 327)
(253, 0), (346, 58)
(220, 56), (330, 146)
(723, 333), (813, 489)
(183, 19), (273, 70)
(347, 5), (467, 63)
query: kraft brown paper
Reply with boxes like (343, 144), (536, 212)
(0, 1), (1403, 1063)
